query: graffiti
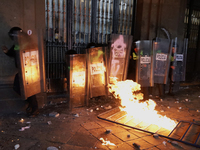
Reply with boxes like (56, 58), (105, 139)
(110, 35), (126, 77)
(111, 35), (126, 58)
(111, 59), (120, 77)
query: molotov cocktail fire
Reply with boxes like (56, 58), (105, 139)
(108, 77), (177, 131)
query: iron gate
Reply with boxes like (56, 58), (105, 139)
(45, 0), (136, 93)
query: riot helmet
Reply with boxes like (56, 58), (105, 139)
(8, 27), (22, 40)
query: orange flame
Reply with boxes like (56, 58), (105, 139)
(108, 77), (177, 131)
(100, 138), (116, 146)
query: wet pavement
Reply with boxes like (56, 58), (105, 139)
(0, 84), (200, 150)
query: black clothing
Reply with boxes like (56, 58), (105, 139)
(5, 44), (39, 116)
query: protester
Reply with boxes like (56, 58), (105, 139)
(2, 27), (39, 117)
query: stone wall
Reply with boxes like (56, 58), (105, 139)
(0, 0), (45, 85)
(134, 0), (186, 40)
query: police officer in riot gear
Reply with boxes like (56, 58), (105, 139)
(2, 27), (39, 117)
(168, 43), (177, 96)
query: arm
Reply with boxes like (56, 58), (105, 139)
(2, 45), (15, 57)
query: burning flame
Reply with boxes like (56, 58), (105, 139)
(100, 138), (116, 146)
(108, 77), (177, 131)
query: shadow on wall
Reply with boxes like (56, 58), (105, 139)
(0, 15), (18, 85)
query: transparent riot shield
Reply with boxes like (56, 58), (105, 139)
(87, 47), (108, 98)
(66, 54), (87, 108)
(153, 38), (172, 84)
(16, 31), (45, 100)
(171, 38), (188, 82)
(135, 40), (154, 87)
(108, 34), (133, 83)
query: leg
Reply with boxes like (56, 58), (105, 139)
(158, 84), (165, 100)
(26, 95), (39, 117)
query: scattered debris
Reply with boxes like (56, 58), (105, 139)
(167, 106), (170, 109)
(47, 146), (58, 150)
(99, 138), (116, 146)
(96, 108), (99, 110)
(153, 134), (159, 138)
(19, 125), (31, 131)
(104, 105), (112, 110)
(169, 140), (183, 148)
(74, 113), (79, 117)
(47, 121), (52, 125)
(49, 112), (59, 117)
(105, 129), (111, 134)
(90, 109), (93, 112)
(14, 144), (20, 150)
(171, 141), (179, 146)
(163, 141), (167, 146)
(127, 134), (130, 138)
(132, 143), (140, 149)
(178, 107), (182, 109)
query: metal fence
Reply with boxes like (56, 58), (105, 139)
(45, 0), (135, 92)
(184, 8), (200, 49)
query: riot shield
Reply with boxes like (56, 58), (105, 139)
(87, 47), (108, 98)
(108, 34), (133, 83)
(171, 38), (188, 82)
(66, 54), (87, 108)
(135, 40), (154, 87)
(16, 31), (45, 100)
(153, 38), (172, 84)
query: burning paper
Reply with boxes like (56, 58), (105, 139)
(108, 77), (177, 131)
(99, 138), (116, 146)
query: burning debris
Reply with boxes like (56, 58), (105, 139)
(107, 77), (177, 130)
(104, 105), (112, 110)
(99, 138), (116, 146)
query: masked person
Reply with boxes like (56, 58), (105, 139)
(2, 27), (39, 117)
(127, 43), (138, 81)
(168, 43), (177, 96)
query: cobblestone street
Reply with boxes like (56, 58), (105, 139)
(0, 84), (200, 150)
